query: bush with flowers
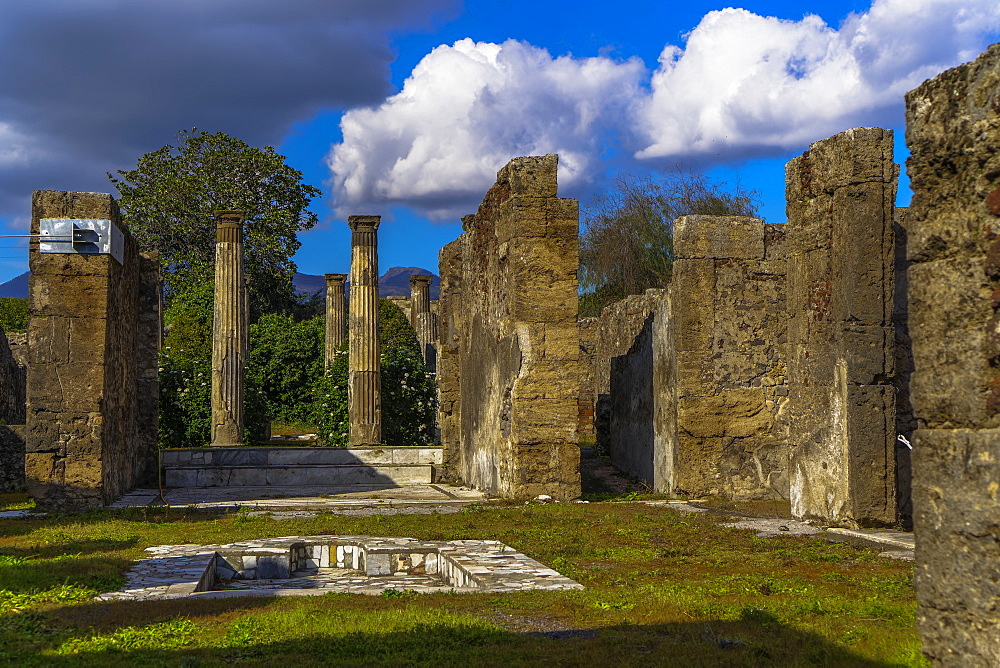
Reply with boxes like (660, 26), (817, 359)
(157, 307), (269, 448)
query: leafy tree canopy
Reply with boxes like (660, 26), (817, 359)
(109, 129), (322, 317)
(579, 171), (759, 316)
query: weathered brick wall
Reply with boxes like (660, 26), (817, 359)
(0, 423), (24, 493)
(905, 43), (1000, 663)
(437, 155), (581, 500)
(0, 327), (27, 492)
(26, 191), (158, 510)
(785, 128), (899, 528)
(135, 252), (161, 486)
(672, 216), (789, 500)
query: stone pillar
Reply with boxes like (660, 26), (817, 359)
(905, 43), (1000, 664)
(671, 216), (789, 500)
(26, 190), (148, 510)
(785, 128), (898, 528)
(210, 211), (246, 447)
(445, 155), (581, 500)
(409, 274), (437, 371)
(348, 215), (381, 446)
(324, 273), (347, 368)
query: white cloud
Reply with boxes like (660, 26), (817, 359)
(635, 0), (1000, 160)
(329, 39), (645, 220)
(331, 0), (1000, 218)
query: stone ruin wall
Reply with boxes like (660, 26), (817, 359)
(592, 291), (665, 454)
(672, 216), (789, 500)
(576, 317), (597, 439)
(603, 290), (672, 490)
(437, 155), (581, 500)
(594, 129), (910, 521)
(785, 127), (899, 528)
(905, 43), (1000, 664)
(599, 218), (789, 497)
(25, 191), (160, 511)
(0, 328), (26, 492)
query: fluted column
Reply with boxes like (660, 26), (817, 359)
(211, 211), (246, 447)
(409, 274), (437, 371)
(324, 273), (347, 369)
(348, 215), (381, 446)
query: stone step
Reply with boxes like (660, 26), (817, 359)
(164, 463), (434, 488)
(160, 446), (442, 468)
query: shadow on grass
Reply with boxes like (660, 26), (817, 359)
(1, 612), (897, 666)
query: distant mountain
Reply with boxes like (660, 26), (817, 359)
(293, 267), (440, 300)
(0, 272), (28, 299)
(0, 267), (440, 302)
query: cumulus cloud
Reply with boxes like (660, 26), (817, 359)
(330, 0), (1000, 218)
(0, 0), (458, 225)
(635, 0), (1000, 161)
(329, 39), (645, 219)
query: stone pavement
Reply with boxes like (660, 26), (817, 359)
(110, 483), (487, 515)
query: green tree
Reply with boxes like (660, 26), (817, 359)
(248, 313), (325, 425)
(109, 129), (322, 317)
(579, 171), (759, 316)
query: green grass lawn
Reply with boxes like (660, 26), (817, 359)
(0, 493), (924, 666)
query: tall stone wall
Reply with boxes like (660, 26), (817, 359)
(437, 227), (466, 481)
(785, 128), (899, 528)
(905, 43), (1000, 663)
(25, 190), (158, 510)
(437, 155), (581, 500)
(605, 290), (674, 491)
(593, 291), (664, 454)
(671, 216), (789, 500)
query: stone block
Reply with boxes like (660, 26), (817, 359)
(804, 127), (895, 191)
(365, 552), (392, 576)
(256, 555), (290, 579)
(679, 390), (770, 439)
(674, 215), (765, 260)
(907, 256), (989, 429)
(496, 154), (558, 198)
(912, 428), (1000, 664)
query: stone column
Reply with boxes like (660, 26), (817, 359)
(211, 211), (246, 447)
(26, 190), (146, 510)
(905, 43), (1000, 663)
(409, 274), (437, 370)
(348, 215), (381, 446)
(324, 273), (347, 368)
(785, 128), (898, 527)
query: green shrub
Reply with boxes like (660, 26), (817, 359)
(0, 298), (28, 332)
(248, 313), (325, 425)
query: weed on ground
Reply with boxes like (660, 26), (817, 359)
(0, 496), (925, 666)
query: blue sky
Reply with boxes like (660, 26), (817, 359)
(0, 0), (997, 283)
